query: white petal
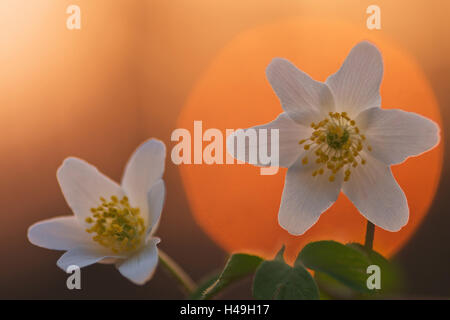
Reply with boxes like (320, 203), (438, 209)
(28, 216), (92, 251)
(266, 58), (335, 126)
(57, 246), (124, 271)
(121, 139), (166, 226)
(356, 107), (440, 165)
(342, 155), (408, 232)
(326, 41), (383, 117)
(278, 159), (343, 235)
(57, 158), (125, 226)
(116, 238), (160, 285)
(227, 113), (311, 168)
(146, 179), (165, 236)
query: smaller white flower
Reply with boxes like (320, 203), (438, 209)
(228, 41), (440, 236)
(28, 139), (166, 285)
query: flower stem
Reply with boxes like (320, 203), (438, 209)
(364, 220), (375, 250)
(158, 250), (196, 295)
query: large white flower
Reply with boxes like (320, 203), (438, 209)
(28, 139), (166, 285)
(228, 41), (440, 235)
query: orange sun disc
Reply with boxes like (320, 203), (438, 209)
(177, 19), (443, 264)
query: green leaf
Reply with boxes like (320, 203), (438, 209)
(189, 273), (220, 300)
(201, 253), (263, 300)
(253, 246), (319, 300)
(314, 271), (358, 299)
(299, 241), (401, 294)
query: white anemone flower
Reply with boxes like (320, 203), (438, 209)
(28, 139), (166, 285)
(228, 41), (440, 235)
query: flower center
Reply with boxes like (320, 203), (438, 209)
(299, 112), (372, 182)
(85, 195), (145, 253)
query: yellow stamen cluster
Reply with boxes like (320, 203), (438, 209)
(86, 195), (145, 253)
(299, 112), (372, 182)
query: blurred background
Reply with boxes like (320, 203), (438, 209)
(0, 0), (448, 299)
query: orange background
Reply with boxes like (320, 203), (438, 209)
(0, 0), (449, 298)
